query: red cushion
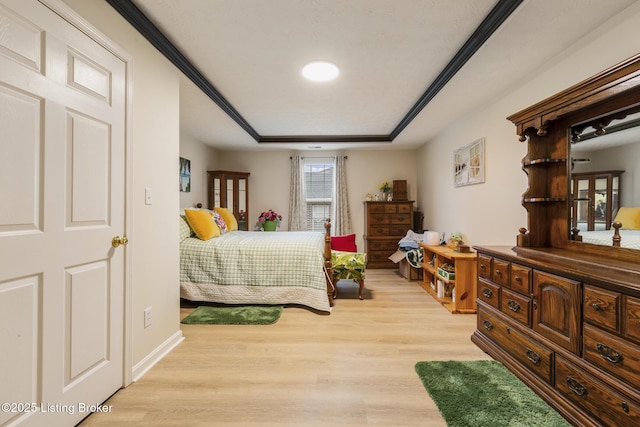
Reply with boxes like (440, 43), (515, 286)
(331, 234), (357, 252)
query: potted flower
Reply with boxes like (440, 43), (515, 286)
(257, 209), (282, 231)
(379, 181), (392, 201)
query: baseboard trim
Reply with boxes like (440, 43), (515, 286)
(131, 330), (184, 382)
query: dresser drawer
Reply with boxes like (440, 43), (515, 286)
(369, 226), (390, 236)
(389, 225), (409, 235)
(366, 239), (397, 251)
(477, 306), (552, 383)
(556, 355), (640, 426)
(584, 285), (620, 332)
(492, 258), (511, 287)
(369, 213), (390, 225)
(478, 254), (492, 279)
(501, 288), (531, 327)
(510, 263), (532, 294)
(397, 203), (412, 213)
(624, 296), (640, 343)
(583, 324), (640, 388)
(389, 214), (411, 224)
(367, 251), (395, 265)
(368, 204), (386, 213)
(478, 278), (501, 309)
(384, 204), (398, 213)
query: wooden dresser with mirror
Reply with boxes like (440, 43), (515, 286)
(472, 54), (640, 426)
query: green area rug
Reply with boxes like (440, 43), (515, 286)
(181, 305), (283, 325)
(415, 360), (571, 427)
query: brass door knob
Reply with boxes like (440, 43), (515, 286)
(112, 235), (128, 248)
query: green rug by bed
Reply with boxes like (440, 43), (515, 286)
(181, 305), (283, 325)
(415, 360), (571, 427)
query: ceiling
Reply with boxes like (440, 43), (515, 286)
(108, 0), (638, 151)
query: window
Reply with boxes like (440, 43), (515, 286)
(304, 161), (334, 232)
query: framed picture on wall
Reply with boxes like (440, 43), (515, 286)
(454, 138), (485, 187)
(179, 157), (191, 192)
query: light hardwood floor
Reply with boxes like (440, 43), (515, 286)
(80, 269), (490, 426)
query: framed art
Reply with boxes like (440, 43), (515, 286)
(454, 138), (485, 187)
(179, 157), (191, 192)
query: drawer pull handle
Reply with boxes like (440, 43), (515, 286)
(596, 343), (623, 364)
(622, 401), (630, 413)
(591, 303), (601, 311)
(483, 288), (493, 298)
(566, 377), (587, 396)
(526, 349), (541, 365)
(514, 276), (522, 283)
(480, 264), (487, 271)
(483, 319), (493, 331)
(495, 270), (502, 277)
(507, 299), (521, 312)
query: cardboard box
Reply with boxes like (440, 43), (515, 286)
(389, 250), (423, 281)
(399, 258), (423, 281)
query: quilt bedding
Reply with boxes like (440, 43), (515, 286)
(180, 230), (331, 312)
(580, 229), (640, 249)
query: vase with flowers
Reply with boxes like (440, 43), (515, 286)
(379, 181), (392, 201)
(257, 209), (282, 231)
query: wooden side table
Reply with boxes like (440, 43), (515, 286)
(419, 243), (477, 313)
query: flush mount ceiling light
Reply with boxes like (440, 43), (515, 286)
(302, 61), (339, 82)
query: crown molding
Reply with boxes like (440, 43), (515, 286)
(107, 0), (524, 144)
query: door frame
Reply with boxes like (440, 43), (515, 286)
(40, 0), (134, 386)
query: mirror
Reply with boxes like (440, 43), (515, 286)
(569, 109), (640, 249)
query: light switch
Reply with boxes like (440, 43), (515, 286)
(145, 187), (153, 205)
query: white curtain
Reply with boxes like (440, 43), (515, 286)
(332, 156), (352, 235)
(288, 155), (307, 231)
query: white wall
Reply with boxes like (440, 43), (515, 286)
(179, 134), (220, 209)
(417, 2), (640, 248)
(62, 0), (182, 371)
(218, 149), (418, 249)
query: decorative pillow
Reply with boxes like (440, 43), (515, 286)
(212, 211), (228, 233)
(215, 207), (238, 231)
(184, 209), (221, 240)
(179, 215), (192, 241)
(331, 234), (357, 252)
(613, 207), (640, 230)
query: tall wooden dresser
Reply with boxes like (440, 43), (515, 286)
(471, 54), (640, 426)
(364, 201), (414, 268)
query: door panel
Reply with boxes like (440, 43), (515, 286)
(66, 111), (111, 227)
(0, 1), (126, 425)
(0, 84), (43, 234)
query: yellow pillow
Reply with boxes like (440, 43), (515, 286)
(214, 207), (238, 231)
(184, 209), (221, 240)
(613, 207), (640, 230)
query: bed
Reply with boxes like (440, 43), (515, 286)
(179, 210), (334, 312)
(579, 229), (640, 249)
(577, 207), (640, 250)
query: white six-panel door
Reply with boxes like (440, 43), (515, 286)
(0, 0), (126, 425)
